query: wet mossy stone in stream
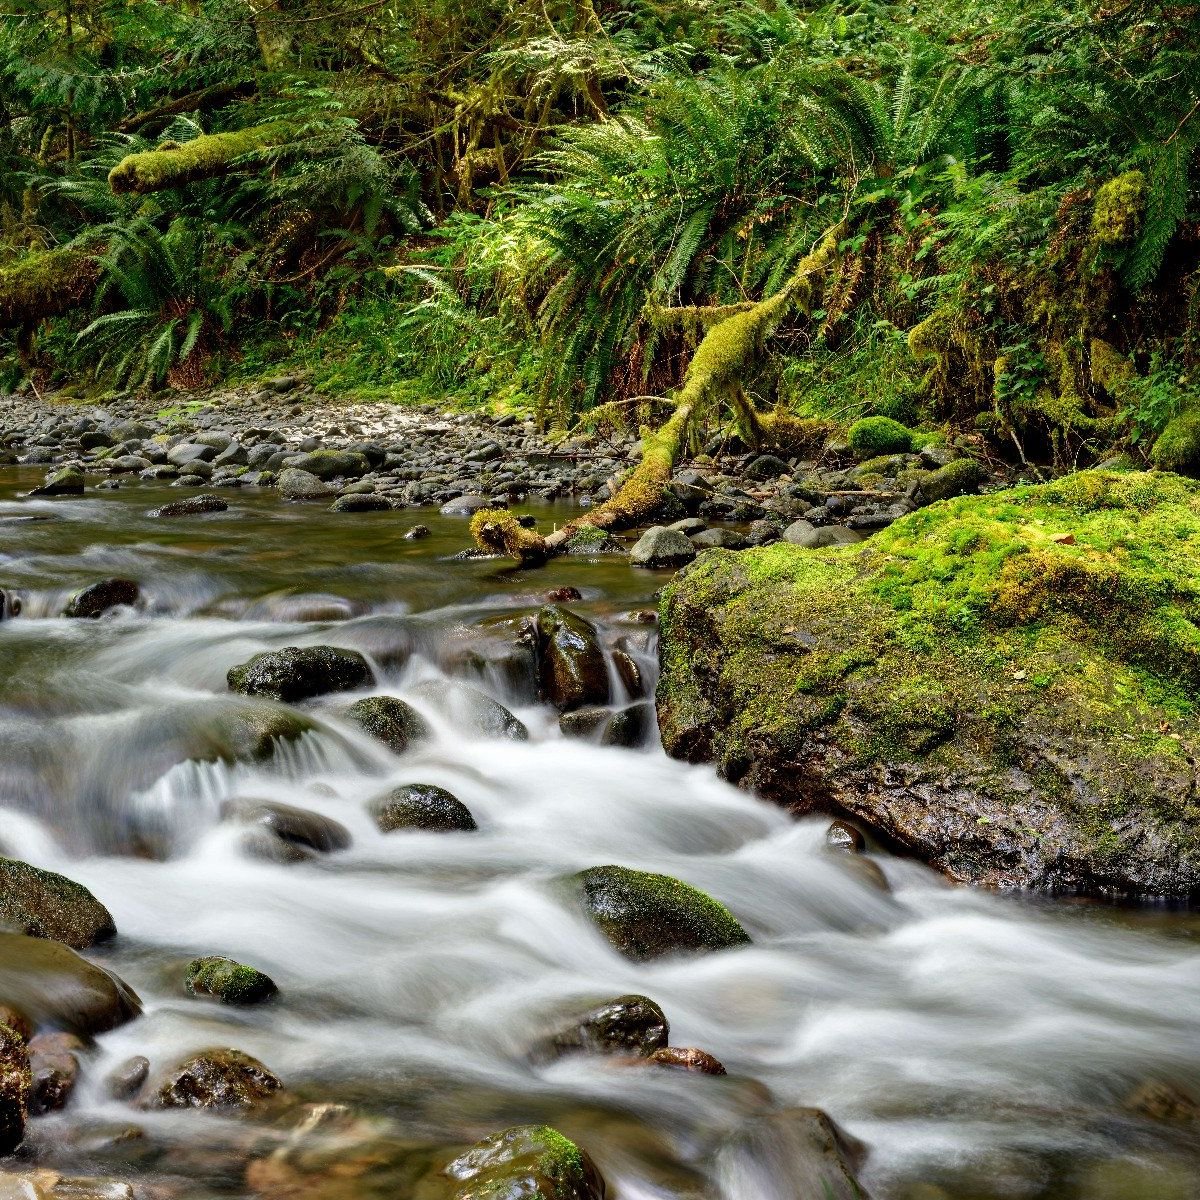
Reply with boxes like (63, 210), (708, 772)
(210, 701), (316, 762)
(535, 605), (611, 712)
(62, 577), (139, 618)
(440, 1124), (605, 1200)
(228, 645), (373, 702)
(345, 695), (431, 755)
(150, 493), (228, 518)
(185, 956), (277, 1005)
(658, 469), (1200, 898)
(542, 994), (669, 1061)
(0, 858), (115, 948)
(0, 933), (141, 1036)
(30, 466), (84, 496)
(145, 1047), (283, 1110)
(0, 1023), (30, 1154)
(369, 784), (478, 833)
(571, 865), (751, 961)
(410, 679), (528, 741)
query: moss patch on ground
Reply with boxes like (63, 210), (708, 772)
(658, 470), (1200, 896)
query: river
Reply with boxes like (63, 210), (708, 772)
(0, 467), (1197, 1199)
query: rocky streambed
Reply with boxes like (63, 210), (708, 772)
(0, 397), (1197, 1199)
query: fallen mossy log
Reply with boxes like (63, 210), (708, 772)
(0, 243), (101, 327)
(118, 82), (258, 135)
(471, 224), (845, 565)
(108, 122), (296, 194)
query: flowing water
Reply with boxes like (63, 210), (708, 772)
(1, 467), (1198, 1199)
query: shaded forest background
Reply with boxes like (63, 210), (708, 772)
(0, 0), (1197, 468)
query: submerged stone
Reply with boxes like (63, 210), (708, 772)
(410, 679), (528, 741)
(225, 800), (351, 855)
(185, 956), (277, 1005)
(0, 858), (115, 948)
(440, 1124), (605, 1200)
(368, 784), (477, 833)
(543, 995), (669, 1060)
(150, 493), (228, 518)
(227, 645), (373, 702)
(571, 865), (751, 961)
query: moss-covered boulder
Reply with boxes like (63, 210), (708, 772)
(344, 695), (431, 755)
(0, 1023), (30, 1154)
(439, 1125), (605, 1200)
(847, 416), (914, 456)
(659, 470), (1200, 897)
(0, 858), (115, 948)
(185, 956), (277, 1005)
(368, 784), (477, 833)
(1151, 412), (1200, 474)
(228, 645), (373, 702)
(571, 865), (750, 961)
(535, 605), (611, 712)
(145, 1047), (283, 1110)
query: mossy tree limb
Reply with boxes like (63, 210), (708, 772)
(108, 123), (296, 194)
(0, 243), (101, 327)
(472, 225), (845, 564)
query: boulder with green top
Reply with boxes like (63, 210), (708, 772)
(439, 1124), (605, 1200)
(228, 645), (373, 702)
(535, 605), (611, 712)
(185, 956), (277, 1005)
(0, 1023), (30, 1154)
(0, 858), (115, 948)
(846, 415), (914, 456)
(369, 784), (477, 834)
(658, 470), (1200, 898)
(344, 695), (431, 755)
(31, 466), (84, 496)
(571, 865), (750, 961)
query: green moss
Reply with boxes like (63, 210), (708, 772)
(0, 858), (115, 949)
(185, 956), (277, 1005)
(440, 1124), (602, 1200)
(1092, 171), (1146, 246)
(0, 243), (100, 326)
(847, 415), (915, 456)
(1151, 412), (1200, 474)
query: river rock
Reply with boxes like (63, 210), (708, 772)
(544, 995), (669, 1060)
(647, 1046), (726, 1074)
(185, 956), (277, 1005)
(658, 470), (1200, 897)
(28, 1031), (82, 1114)
(0, 858), (115, 948)
(535, 605), (611, 712)
(0, 1023), (30, 1154)
(410, 679), (528, 740)
(145, 1048), (282, 1110)
(329, 493), (391, 513)
(570, 865), (750, 961)
(277, 467), (334, 500)
(30, 467), (84, 496)
(62, 578), (139, 619)
(0, 934), (141, 1035)
(289, 450), (370, 480)
(105, 1055), (150, 1100)
(207, 701), (317, 762)
(150, 494), (228, 518)
(166, 442), (217, 468)
(343, 695), (430, 754)
(630, 526), (696, 568)
(440, 1125), (604, 1200)
(440, 494), (493, 516)
(228, 645), (373, 702)
(782, 520), (862, 548)
(368, 784), (477, 833)
(826, 820), (866, 853)
(225, 801), (351, 855)
(602, 702), (654, 748)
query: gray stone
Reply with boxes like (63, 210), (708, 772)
(630, 526), (696, 568)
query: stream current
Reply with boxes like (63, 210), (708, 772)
(0, 467), (1198, 1199)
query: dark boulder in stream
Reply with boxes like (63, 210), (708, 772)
(228, 645), (373, 702)
(571, 865), (751, 961)
(0, 1023), (30, 1153)
(344, 695), (431, 755)
(368, 784), (477, 833)
(62, 577), (139, 618)
(225, 800), (352, 858)
(0, 858), (115, 948)
(659, 471), (1200, 898)
(542, 994), (669, 1061)
(150, 493), (228, 517)
(30, 466), (84, 496)
(145, 1048), (283, 1110)
(535, 605), (611, 712)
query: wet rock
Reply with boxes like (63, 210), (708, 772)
(602, 703), (654, 748)
(31, 467), (84, 496)
(630, 526), (696, 568)
(566, 526), (625, 555)
(0, 858), (116, 948)
(558, 707), (610, 740)
(1125, 1078), (1200, 1124)
(647, 1046), (726, 1075)
(225, 801), (351, 855)
(145, 1048), (282, 1110)
(611, 648), (643, 697)
(329, 493), (391, 513)
(690, 528), (749, 550)
(825, 821), (866, 853)
(571, 865), (750, 961)
(277, 467), (334, 500)
(0, 934), (141, 1036)
(343, 695), (430, 755)
(28, 1031), (82, 1115)
(668, 517), (707, 536)
(368, 784), (478, 833)
(105, 1056), (149, 1100)
(441, 1125), (605, 1200)
(404, 524), (431, 540)
(440, 494), (493, 516)
(166, 442), (217, 468)
(289, 450), (370, 480)
(782, 520), (862, 548)
(411, 679), (528, 741)
(918, 457), (985, 503)
(546, 586), (583, 603)
(744, 454), (791, 481)
(210, 701), (317, 762)
(0, 1023), (30, 1153)
(185, 957), (277, 1005)
(0, 589), (18, 620)
(227, 645), (373, 702)
(0, 1008), (31, 1044)
(149, 494), (228, 518)
(62, 578), (139, 619)
(535, 605), (611, 712)
(543, 995), (669, 1060)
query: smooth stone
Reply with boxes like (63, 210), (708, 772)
(165, 443), (217, 468)
(826, 820), (866, 853)
(368, 784), (477, 833)
(224, 800), (351, 855)
(277, 467), (334, 500)
(410, 679), (528, 741)
(28, 1031), (82, 1115)
(647, 1046), (727, 1075)
(149, 494), (228, 518)
(630, 526), (696, 568)
(288, 450), (370, 480)
(144, 1048), (282, 1110)
(62, 578), (139, 619)
(439, 494), (493, 516)
(343, 695), (430, 755)
(227, 645), (373, 702)
(329, 493), (391, 513)
(105, 1056), (150, 1100)
(535, 605), (610, 712)
(0, 858), (116, 948)
(543, 995), (669, 1060)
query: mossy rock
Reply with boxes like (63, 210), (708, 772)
(570, 865), (750, 961)
(185, 956), (277, 1005)
(437, 1124), (604, 1200)
(228, 645), (373, 702)
(344, 695), (431, 755)
(0, 1023), (30, 1155)
(0, 858), (115, 948)
(535, 606), (611, 712)
(145, 1047), (283, 1110)
(368, 784), (478, 833)
(917, 457), (985, 503)
(846, 416), (914, 457)
(658, 470), (1200, 898)
(1151, 412), (1200, 475)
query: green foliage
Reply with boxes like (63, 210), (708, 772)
(847, 415), (915, 456)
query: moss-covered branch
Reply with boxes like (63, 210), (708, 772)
(108, 122), (296, 194)
(118, 82), (258, 135)
(0, 243), (101, 326)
